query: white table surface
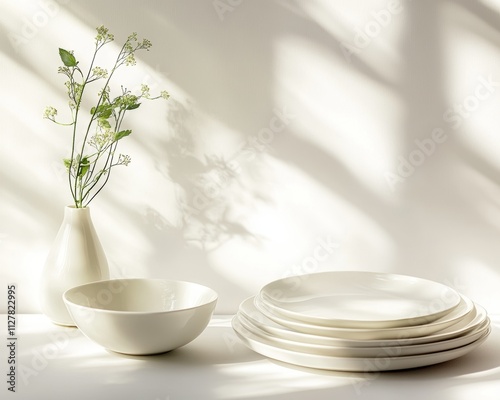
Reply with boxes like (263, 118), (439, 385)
(2, 314), (500, 400)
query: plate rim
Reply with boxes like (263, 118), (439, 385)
(260, 271), (462, 329)
(254, 294), (475, 340)
(232, 315), (491, 372)
(240, 296), (487, 347)
(236, 312), (491, 358)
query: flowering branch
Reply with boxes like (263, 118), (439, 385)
(44, 26), (169, 208)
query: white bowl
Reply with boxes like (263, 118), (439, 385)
(63, 278), (217, 355)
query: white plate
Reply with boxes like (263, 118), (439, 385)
(232, 316), (491, 372)
(241, 296), (486, 347)
(260, 271), (461, 328)
(242, 296), (488, 347)
(237, 313), (490, 357)
(255, 294), (475, 340)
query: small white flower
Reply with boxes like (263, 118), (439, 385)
(43, 106), (57, 119)
(92, 66), (108, 79)
(118, 154), (131, 166)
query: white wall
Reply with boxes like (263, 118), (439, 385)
(2, 0), (500, 315)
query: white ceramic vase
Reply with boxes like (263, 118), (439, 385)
(40, 206), (109, 326)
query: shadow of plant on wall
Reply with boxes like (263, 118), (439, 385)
(152, 98), (264, 251)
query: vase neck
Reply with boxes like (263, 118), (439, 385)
(64, 206), (92, 223)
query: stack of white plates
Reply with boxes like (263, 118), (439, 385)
(232, 271), (490, 371)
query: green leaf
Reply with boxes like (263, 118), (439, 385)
(59, 48), (77, 67)
(99, 108), (112, 119)
(94, 104), (112, 118)
(98, 118), (111, 129)
(77, 156), (90, 177)
(114, 130), (132, 141)
(63, 158), (72, 170)
(126, 103), (141, 111)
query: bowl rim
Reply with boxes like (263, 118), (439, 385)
(63, 278), (218, 315)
